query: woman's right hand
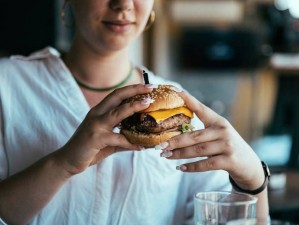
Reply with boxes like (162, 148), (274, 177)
(55, 84), (154, 175)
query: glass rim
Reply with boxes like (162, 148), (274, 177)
(194, 191), (258, 206)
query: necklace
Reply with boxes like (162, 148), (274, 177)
(74, 66), (135, 92)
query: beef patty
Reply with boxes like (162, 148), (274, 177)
(121, 113), (191, 133)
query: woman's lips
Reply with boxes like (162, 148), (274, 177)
(103, 21), (134, 33)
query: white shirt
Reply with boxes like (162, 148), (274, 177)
(0, 47), (230, 225)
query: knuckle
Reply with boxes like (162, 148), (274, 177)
(194, 144), (204, 154)
(122, 100), (144, 115)
(129, 101), (142, 112)
(107, 108), (121, 121)
(185, 163), (195, 172)
(218, 125), (231, 139)
(224, 140), (234, 154)
(205, 158), (215, 170)
(171, 136), (181, 148)
(111, 88), (122, 98)
(176, 148), (183, 158)
(108, 108), (120, 119)
(198, 103), (207, 114)
(224, 139), (234, 149)
(192, 162), (203, 171)
(218, 117), (231, 128)
(191, 130), (202, 140)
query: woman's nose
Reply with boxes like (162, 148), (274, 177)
(109, 0), (133, 12)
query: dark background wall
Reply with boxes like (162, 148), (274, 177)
(0, 0), (56, 55)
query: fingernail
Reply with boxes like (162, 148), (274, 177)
(140, 97), (155, 105)
(161, 150), (173, 158)
(145, 84), (158, 89)
(169, 86), (182, 92)
(155, 142), (169, 150)
(176, 165), (187, 171)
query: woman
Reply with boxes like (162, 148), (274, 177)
(0, 0), (269, 224)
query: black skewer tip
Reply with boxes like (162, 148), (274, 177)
(143, 70), (149, 84)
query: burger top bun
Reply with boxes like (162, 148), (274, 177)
(124, 85), (184, 112)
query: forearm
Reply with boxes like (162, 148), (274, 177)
(256, 189), (269, 221)
(0, 152), (71, 225)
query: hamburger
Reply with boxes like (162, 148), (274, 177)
(120, 85), (194, 147)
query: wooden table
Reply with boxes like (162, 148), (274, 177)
(268, 170), (299, 212)
(268, 170), (299, 223)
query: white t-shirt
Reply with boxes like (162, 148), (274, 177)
(0, 47), (230, 225)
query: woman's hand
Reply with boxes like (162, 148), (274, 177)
(160, 90), (265, 191)
(55, 84), (154, 175)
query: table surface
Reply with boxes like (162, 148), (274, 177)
(268, 170), (299, 212)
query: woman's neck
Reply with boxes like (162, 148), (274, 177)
(63, 42), (132, 88)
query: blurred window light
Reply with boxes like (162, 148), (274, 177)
(275, 0), (299, 18)
(274, 0), (289, 11)
(251, 135), (292, 167)
(170, 0), (243, 24)
(288, 0), (299, 18)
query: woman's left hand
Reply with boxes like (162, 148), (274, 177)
(160, 89), (265, 191)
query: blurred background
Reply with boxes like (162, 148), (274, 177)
(0, 0), (299, 223)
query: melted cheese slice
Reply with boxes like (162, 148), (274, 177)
(147, 107), (193, 123)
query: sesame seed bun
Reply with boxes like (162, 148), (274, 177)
(123, 85), (184, 112)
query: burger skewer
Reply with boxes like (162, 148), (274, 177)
(143, 70), (149, 84)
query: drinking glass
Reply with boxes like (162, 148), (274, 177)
(226, 218), (266, 225)
(194, 191), (257, 225)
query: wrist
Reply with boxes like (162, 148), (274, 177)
(50, 150), (76, 179)
(230, 161), (271, 195)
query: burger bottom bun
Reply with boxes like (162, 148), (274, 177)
(120, 129), (181, 148)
